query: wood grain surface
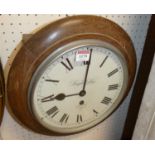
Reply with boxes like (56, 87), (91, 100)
(7, 15), (136, 135)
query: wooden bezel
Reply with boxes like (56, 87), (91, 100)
(7, 15), (136, 135)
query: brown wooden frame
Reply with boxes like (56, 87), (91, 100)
(7, 15), (136, 135)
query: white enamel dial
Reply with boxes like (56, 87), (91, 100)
(29, 40), (128, 134)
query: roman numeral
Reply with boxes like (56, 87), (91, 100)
(60, 113), (69, 124)
(51, 111), (59, 118)
(77, 114), (83, 123)
(46, 106), (59, 118)
(45, 79), (59, 83)
(108, 68), (119, 77)
(61, 58), (73, 71)
(93, 109), (99, 115)
(101, 97), (112, 105)
(83, 61), (88, 65)
(41, 94), (54, 102)
(108, 84), (119, 90)
(100, 56), (108, 68)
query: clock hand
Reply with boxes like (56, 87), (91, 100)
(81, 49), (93, 92)
(55, 93), (80, 101)
(41, 94), (54, 102)
(41, 93), (80, 102)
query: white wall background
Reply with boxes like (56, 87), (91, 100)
(0, 14), (151, 139)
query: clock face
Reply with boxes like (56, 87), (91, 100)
(29, 40), (128, 133)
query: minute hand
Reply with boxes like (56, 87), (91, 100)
(82, 49), (93, 91)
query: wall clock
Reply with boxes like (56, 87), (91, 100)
(7, 15), (136, 135)
(0, 60), (5, 125)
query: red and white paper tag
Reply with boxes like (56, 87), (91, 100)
(76, 50), (90, 62)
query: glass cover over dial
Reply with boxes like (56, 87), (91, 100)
(29, 40), (128, 134)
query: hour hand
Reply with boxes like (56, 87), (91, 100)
(41, 93), (80, 102)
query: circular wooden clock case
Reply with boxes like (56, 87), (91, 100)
(7, 15), (136, 135)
